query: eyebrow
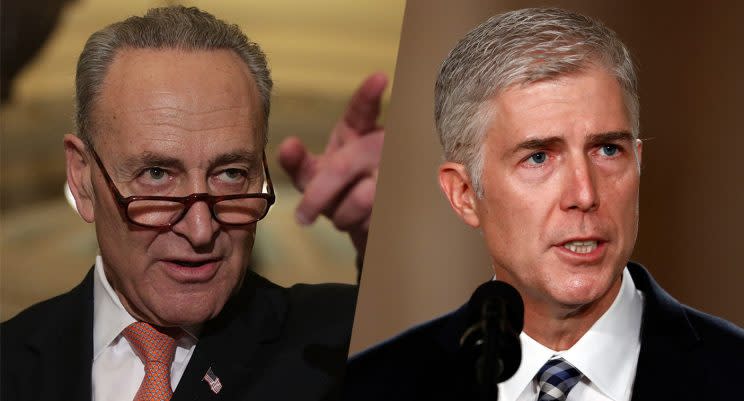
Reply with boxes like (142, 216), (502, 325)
(120, 152), (185, 173)
(585, 131), (634, 147)
(118, 149), (261, 173)
(209, 150), (261, 169)
(510, 130), (634, 155)
(511, 136), (564, 154)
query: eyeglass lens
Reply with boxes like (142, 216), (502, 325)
(127, 197), (270, 226)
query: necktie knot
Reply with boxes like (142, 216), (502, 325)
(122, 322), (178, 365)
(536, 357), (583, 401)
(122, 322), (178, 401)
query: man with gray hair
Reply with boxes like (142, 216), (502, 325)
(1, 6), (383, 400)
(343, 8), (742, 401)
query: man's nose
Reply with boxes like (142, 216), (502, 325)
(171, 200), (220, 249)
(560, 156), (599, 212)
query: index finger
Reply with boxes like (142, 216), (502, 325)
(295, 131), (383, 225)
(343, 72), (388, 134)
(278, 136), (317, 192)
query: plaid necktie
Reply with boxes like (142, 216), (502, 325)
(122, 322), (178, 401)
(535, 357), (583, 401)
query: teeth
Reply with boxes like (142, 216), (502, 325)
(563, 240), (598, 254)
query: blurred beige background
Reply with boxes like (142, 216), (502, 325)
(351, 0), (744, 354)
(0, 0), (404, 321)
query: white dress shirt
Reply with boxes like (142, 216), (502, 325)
(92, 256), (198, 401)
(497, 268), (645, 401)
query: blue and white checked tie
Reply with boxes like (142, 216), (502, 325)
(536, 357), (583, 401)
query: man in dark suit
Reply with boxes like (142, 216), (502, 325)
(343, 8), (743, 401)
(1, 6), (384, 400)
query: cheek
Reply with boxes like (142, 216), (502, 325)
(226, 227), (257, 264)
(223, 230), (255, 291)
(608, 172), (640, 226)
(101, 230), (160, 278)
(94, 200), (140, 255)
(620, 188), (640, 247)
(92, 191), (150, 247)
(95, 219), (161, 295)
(478, 193), (545, 258)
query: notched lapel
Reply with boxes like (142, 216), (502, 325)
(172, 272), (289, 401)
(24, 270), (95, 401)
(629, 263), (703, 401)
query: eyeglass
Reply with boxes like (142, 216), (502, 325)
(89, 147), (275, 228)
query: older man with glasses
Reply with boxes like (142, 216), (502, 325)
(1, 6), (382, 401)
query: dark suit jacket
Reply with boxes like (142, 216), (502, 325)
(1, 269), (357, 401)
(341, 262), (744, 401)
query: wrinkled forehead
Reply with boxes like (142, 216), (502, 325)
(485, 64), (630, 124)
(91, 48), (264, 152)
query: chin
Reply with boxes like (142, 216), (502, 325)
(155, 307), (219, 327)
(149, 293), (227, 327)
(553, 292), (602, 309)
(550, 275), (619, 309)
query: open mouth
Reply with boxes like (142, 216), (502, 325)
(562, 240), (598, 254)
(167, 259), (219, 268)
(160, 258), (222, 283)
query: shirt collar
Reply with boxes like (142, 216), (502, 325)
(93, 255), (136, 360)
(499, 267), (644, 401)
(563, 267), (644, 400)
(92, 256), (200, 360)
(498, 331), (556, 400)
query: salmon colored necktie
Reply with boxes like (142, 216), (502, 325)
(122, 322), (178, 401)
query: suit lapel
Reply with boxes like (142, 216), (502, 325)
(628, 263), (704, 400)
(172, 272), (288, 401)
(25, 270), (94, 401)
(434, 304), (483, 401)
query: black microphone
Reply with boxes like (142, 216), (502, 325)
(459, 280), (524, 400)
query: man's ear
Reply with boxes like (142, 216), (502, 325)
(635, 138), (643, 171)
(64, 134), (95, 223)
(438, 162), (481, 228)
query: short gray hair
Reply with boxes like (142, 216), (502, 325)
(434, 8), (638, 194)
(75, 5), (272, 146)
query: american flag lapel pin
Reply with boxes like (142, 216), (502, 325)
(203, 366), (223, 394)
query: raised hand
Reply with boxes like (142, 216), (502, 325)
(278, 73), (387, 260)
